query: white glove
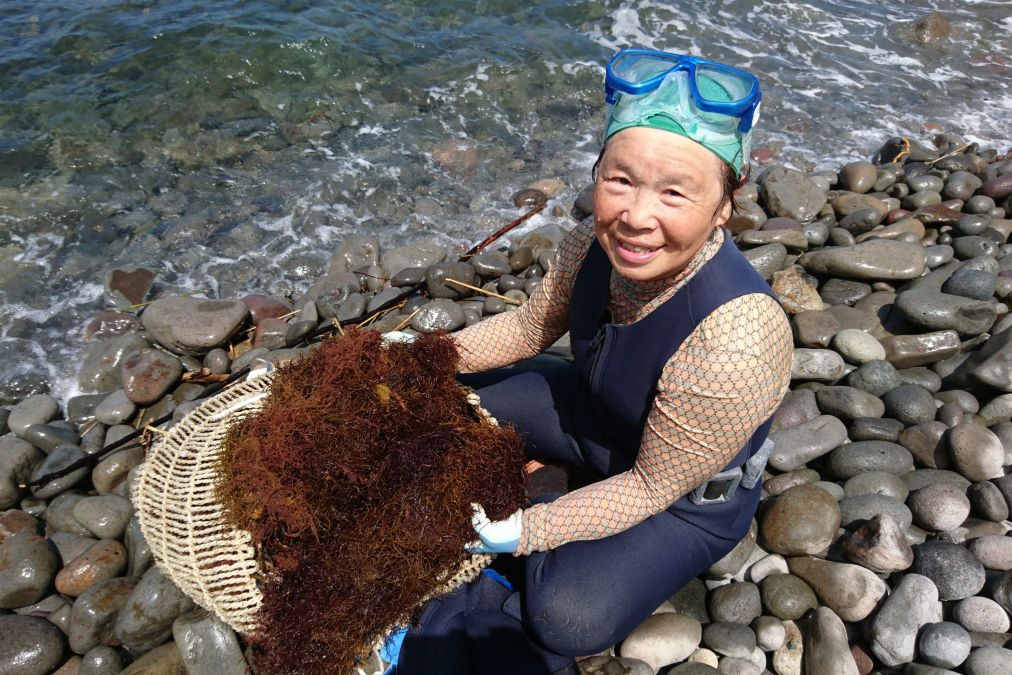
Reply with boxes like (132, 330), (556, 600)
(467, 503), (522, 554)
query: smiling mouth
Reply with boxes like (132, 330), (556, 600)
(618, 241), (660, 254)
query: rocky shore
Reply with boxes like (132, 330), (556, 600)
(2, 133), (1012, 674)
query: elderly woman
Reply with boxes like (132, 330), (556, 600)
(394, 49), (792, 675)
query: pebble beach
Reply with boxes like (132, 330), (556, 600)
(2, 132), (1012, 675)
(3, 1), (1012, 674)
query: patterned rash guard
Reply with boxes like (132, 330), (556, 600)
(453, 222), (793, 555)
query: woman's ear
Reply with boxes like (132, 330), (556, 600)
(715, 197), (733, 228)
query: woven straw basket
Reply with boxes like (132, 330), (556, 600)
(134, 370), (493, 638)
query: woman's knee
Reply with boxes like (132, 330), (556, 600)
(523, 583), (628, 656)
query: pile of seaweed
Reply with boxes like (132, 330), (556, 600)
(215, 328), (527, 674)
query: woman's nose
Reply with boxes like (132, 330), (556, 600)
(621, 192), (656, 231)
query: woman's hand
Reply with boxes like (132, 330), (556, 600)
(467, 504), (522, 554)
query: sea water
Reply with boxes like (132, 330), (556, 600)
(1, 0), (1010, 400)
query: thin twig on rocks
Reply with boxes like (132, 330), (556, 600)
(115, 288), (208, 313)
(444, 278), (523, 305)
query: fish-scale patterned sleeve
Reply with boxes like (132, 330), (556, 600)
(516, 292), (793, 554)
(453, 223), (597, 373)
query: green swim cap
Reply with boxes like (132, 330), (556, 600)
(605, 69), (754, 176)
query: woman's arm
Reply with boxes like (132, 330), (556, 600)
(453, 222), (597, 373)
(516, 292), (793, 554)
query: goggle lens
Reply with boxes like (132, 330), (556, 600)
(610, 51), (679, 84)
(693, 62), (753, 105)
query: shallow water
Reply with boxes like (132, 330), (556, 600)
(1, 0), (1010, 400)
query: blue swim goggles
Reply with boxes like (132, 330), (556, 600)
(604, 49), (762, 135)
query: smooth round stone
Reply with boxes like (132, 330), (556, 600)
(29, 444), (89, 500)
(867, 573), (942, 667)
(816, 386), (885, 421)
(759, 574), (818, 621)
(469, 250), (511, 278)
(751, 616), (785, 652)
(424, 261), (476, 299)
(0, 436), (45, 510)
(843, 471), (909, 501)
(91, 447), (145, 496)
(141, 296), (248, 356)
(410, 299), (465, 332)
(579, 656), (653, 675)
(967, 535), (1012, 571)
(948, 423), (1005, 481)
(708, 582), (761, 625)
(924, 244), (956, 268)
(793, 310), (842, 349)
(953, 596), (1010, 633)
(20, 424), (79, 455)
(45, 493), (92, 536)
(791, 349), (845, 382)
(114, 566), (195, 653)
(963, 646), (1012, 675)
(882, 384), (937, 425)
(67, 577), (139, 655)
(124, 516), (152, 578)
(8, 394), (60, 437)
(944, 172), (983, 201)
(838, 207), (885, 235)
(93, 390), (136, 426)
(919, 622), (971, 669)
(832, 329), (885, 365)
(847, 360), (901, 397)
(771, 389), (821, 432)
(79, 645), (123, 675)
(903, 469), (971, 493)
(0, 614), (66, 675)
(848, 417), (903, 442)
(768, 415), (847, 472)
(839, 493), (913, 529)
(0, 532), (59, 609)
(935, 389), (980, 414)
(839, 161), (877, 193)
(759, 484), (840, 556)
(72, 495), (133, 540)
(55, 539), (128, 597)
(666, 664), (719, 675)
(747, 554), (788, 584)
(907, 484), (971, 531)
(967, 481), (1009, 522)
(911, 541), (986, 600)
(786, 557), (887, 622)
(819, 278), (872, 306)
(936, 402), (963, 427)
(965, 195), (997, 214)
(701, 622), (756, 659)
(829, 441), (914, 479)
(978, 394), (1012, 427)
(172, 609), (247, 675)
(942, 268), (997, 301)
(763, 470), (815, 497)
(619, 612), (702, 672)
(898, 422), (950, 469)
(953, 236), (1001, 260)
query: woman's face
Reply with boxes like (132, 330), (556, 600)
(593, 127), (732, 282)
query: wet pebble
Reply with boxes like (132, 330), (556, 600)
(0, 614), (67, 675)
(67, 576), (139, 654)
(30, 445), (89, 500)
(171, 608), (247, 675)
(411, 299), (466, 332)
(141, 297), (249, 356)
(93, 390), (136, 426)
(0, 531), (59, 609)
(21, 424), (80, 455)
(8, 394), (60, 437)
(55, 540), (128, 598)
(114, 566), (194, 653)
(72, 495), (133, 540)
(0, 436), (45, 509)
(78, 645), (123, 675)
